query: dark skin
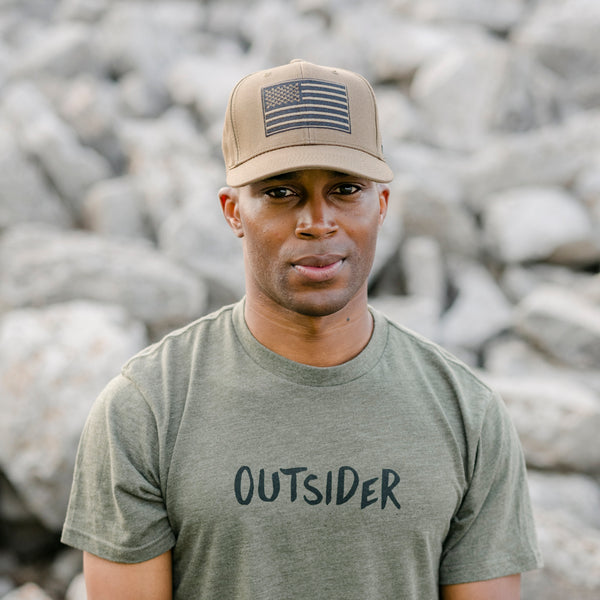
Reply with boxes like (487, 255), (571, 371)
(83, 169), (521, 599)
(219, 169), (389, 366)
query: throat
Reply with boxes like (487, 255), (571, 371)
(244, 301), (374, 367)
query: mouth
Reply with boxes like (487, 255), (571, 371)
(292, 255), (345, 283)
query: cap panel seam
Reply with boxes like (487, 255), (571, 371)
(229, 142), (387, 170)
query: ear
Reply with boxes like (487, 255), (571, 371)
(219, 186), (244, 238)
(377, 184), (390, 228)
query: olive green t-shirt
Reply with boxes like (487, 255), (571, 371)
(62, 300), (542, 599)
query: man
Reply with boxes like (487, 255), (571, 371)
(62, 60), (542, 599)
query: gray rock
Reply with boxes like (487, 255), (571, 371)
(528, 470), (600, 530)
(65, 573), (86, 600)
(513, 0), (600, 105)
(0, 577), (15, 598)
(92, 0), (204, 80)
(402, 0), (525, 32)
(439, 262), (513, 354)
(369, 294), (441, 343)
(482, 186), (599, 265)
(242, 0), (363, 72)
(81, 176), (151, 240)
(577, 273), (600, 305)
(392, 170), (480, 258)
(2, 82), (112, 214)
(334, 8), (457, 81)
(484, 334), (600, 396)
(374, 87), (424, 143)
(0, 123), (73, 230)
(531, 507), (600, 593)
(167, 53), (264, 127)
(0, 224), (209, 332)
(461, 110), (600, 209)
(0, 301), (147, 531)
(1, 583), (53, 600)
(159, 196), (246, 300)
(480, 372), (600, 473)
(574, 160), (600, 227)
(57, 74), (124, 171)
(8, 22), (97, 80)
(401, 236), (446, 313)
(56, 0), (108, 22)
(118, 70), (170, 118)
(514, 285), (600, 369)
(499, 263), (594, 304)
(411, 37), (509, 150)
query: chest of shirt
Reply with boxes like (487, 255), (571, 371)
(163, 381), (468, 548)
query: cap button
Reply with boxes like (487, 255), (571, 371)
(290, 59), (305, 63)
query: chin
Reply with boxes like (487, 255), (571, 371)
(283, 291), (359, 318)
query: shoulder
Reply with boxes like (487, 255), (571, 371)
(123, 301), (239, 378)
(372, 306), (499, 435)
(374, 307), (493, 395)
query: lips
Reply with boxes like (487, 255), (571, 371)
(292, 255), (345, 282)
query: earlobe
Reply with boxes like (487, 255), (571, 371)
(219, 187), (244, 238)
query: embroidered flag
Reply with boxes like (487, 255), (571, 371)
(262, 78), (351, 136)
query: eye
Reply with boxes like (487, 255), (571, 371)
(332, 183), (361, 196)
(266, 187), (295, 199)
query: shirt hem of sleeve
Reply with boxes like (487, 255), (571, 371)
(439, 552), (544, 585)
(61, 526), (176, 564)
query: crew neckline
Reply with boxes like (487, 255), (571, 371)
(232, 299), (388, 387)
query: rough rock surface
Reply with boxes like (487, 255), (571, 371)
(0, 302), (148, 530)
(0, 0), (598, 597)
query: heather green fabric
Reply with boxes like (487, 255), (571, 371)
(62, 300), (542, 599)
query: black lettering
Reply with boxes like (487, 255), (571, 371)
(336, 466), (359, 505)
(280, 467), (308, 502)
(361, 477), (379, 509)
(303, 474), (323, 505)
(381, 468), (401, 509)
(325, 470), (333, 505)
(258, 469), (280, 502)
(234, 466), (254, 505)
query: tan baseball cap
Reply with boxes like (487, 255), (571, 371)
(222, 59), (394, 186)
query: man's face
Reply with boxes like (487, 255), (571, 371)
(220, 169), (389, 318)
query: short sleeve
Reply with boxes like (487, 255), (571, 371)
(61, 374), (175, 563)
(439, 391), (543, 584)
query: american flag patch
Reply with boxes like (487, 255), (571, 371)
(262, 78), (351, 136)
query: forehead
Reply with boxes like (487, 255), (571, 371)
(247, 169), (368, 187)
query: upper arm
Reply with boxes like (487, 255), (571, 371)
(441, 574), (521, 600)
(83, 550), (173, 600)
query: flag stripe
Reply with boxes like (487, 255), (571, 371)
(262, 78), (351, 136)
(265, 106), (349, 124)
(267, 120), (351, 135)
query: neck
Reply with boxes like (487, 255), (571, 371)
(244, 293), (374, 367)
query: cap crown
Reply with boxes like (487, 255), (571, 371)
(222, 60), (393, 186)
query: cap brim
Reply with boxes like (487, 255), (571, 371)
(226, 145), (394, 187)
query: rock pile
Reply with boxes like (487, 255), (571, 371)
(0, 0), (599, 598)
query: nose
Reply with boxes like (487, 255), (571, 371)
(295, 194), (339, 239)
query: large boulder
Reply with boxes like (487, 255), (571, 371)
(461, 111), (600, 208)
(1, 82), (112, 215)
(0, 302), (148, 530)
(480, 372), (600, 473)
(0, 224), (209, 333)
(7, 22), (98, 80)
(513, 285), (600, 370)
(513, 0), (600, 107)
(482, 186), (599, 265)
(439, 262), (513, 355)
(0, 123), (72, 230)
